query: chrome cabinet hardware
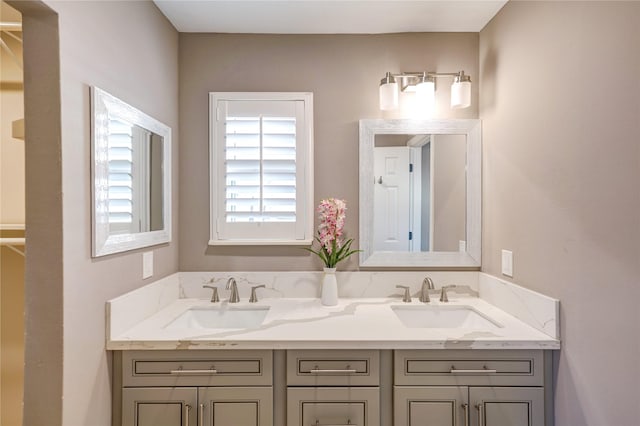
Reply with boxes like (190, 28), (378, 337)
(440, 285), (457, 302)
(476, 403), (484, 426)
(199, 403), (204, 426)
(309, 365), (357, 375)
(249, 285), (266, 303)
(313, 420), (354, 426)
(184, 404), (191, 426)
(450, 364), (497, 374)
(462, 403), (469, 426)
(170, 367), (218, 375)
(396, 285), (412, 302)
(202, 284), (219, 303)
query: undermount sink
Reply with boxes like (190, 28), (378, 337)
(165, 306), (270, 330)
(391, 305), (502, 329)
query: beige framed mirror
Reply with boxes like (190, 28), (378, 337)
(359, 119), (481, 268)
(91, 87), (171, 257)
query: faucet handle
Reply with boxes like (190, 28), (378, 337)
(440, 285), (457, 303)
(396, 285), (412, 303)
(202, 285), (220, 303)
(249, 285), (266, 303)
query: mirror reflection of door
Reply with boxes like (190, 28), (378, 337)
(373, 134), (466, 253)
(373, 146), (412, 251)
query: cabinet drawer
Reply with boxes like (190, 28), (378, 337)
(287, 387), (380, 426)
(287, 350), (379, 386)
(122, 350), (272, 387)
(394, 350), (543, 386)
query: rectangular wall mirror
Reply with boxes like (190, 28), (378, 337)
(359, 119), (481, 268)
(91, 87), (172, 257)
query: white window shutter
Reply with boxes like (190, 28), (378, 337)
(209, 93), (313, 245)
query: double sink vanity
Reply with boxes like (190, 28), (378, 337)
(107, 271), (560, 426)
(94, 107), (560, 425)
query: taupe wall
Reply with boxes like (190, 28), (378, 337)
(16, 1), (180, 425)
(480, 1), (640, 424)
(179, 33), (478, 270)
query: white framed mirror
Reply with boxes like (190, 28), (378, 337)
(91, 87), (171, 257)
(359, 119), (481, 268)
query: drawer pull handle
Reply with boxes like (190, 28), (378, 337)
(450, 366), (497, 375)
(476, 403), (484, 426)
(309, 368), (357, 375)
(313, 420), (354, 426)
(170, 367), (218, 375)
(462, 403), (469, 426)
(184, 404), (191, 426)
(199, 403), (204, 426)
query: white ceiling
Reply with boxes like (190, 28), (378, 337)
(153, 0), (508, 34)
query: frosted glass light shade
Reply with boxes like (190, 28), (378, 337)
(416, 80), (435, 115)
(379, 82), (398, 110)
(451, 80), (471, 109)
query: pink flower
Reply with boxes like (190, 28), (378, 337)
(317, 198), (346, 254)
(304, 198), (359, 269)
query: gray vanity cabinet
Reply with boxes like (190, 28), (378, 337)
(115, 349), (551, 426)
(469, 387), (544, 426)
(287, 387), (380, 426)
(394, 386), (468, 426)
(122, 387), (272, 426)
(393, 350), (548, 426)
(199, 386), (273, 426)
(394, 386), (544, 426)
(116, 350), (273, 426)
(122, 387), (198, 426)
(286, 350), (381, 426)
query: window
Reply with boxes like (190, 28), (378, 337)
(209, 92), (314, 245)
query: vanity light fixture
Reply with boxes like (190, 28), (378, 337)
(378, 70), (472, 111)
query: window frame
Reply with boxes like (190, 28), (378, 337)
(208, 92), (314, 245)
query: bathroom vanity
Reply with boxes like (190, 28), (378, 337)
(107, 271), (559, 426)
(114, 348), (549, 426)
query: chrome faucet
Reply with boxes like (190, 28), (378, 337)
(226, 277), (240, 303)
(419, 277), (434, 303)
(439, 285), (456, 303)
(396, 285), (412, 303)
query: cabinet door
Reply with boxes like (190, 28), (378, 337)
(122, 387), (197, 426)
(287, 387), (380, 426)
(199, 386), (272, 426)
(394, 386), (468, 426)
(469, 387), (544, 426)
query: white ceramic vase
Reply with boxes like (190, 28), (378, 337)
(321, 267), (338, 306)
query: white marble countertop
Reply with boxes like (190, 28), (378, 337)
(107, 292), (560, 351)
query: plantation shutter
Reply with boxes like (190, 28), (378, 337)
(107, 118), (135, 234)
(212, 97), (311, 243)
(107, 119), (151, 234)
